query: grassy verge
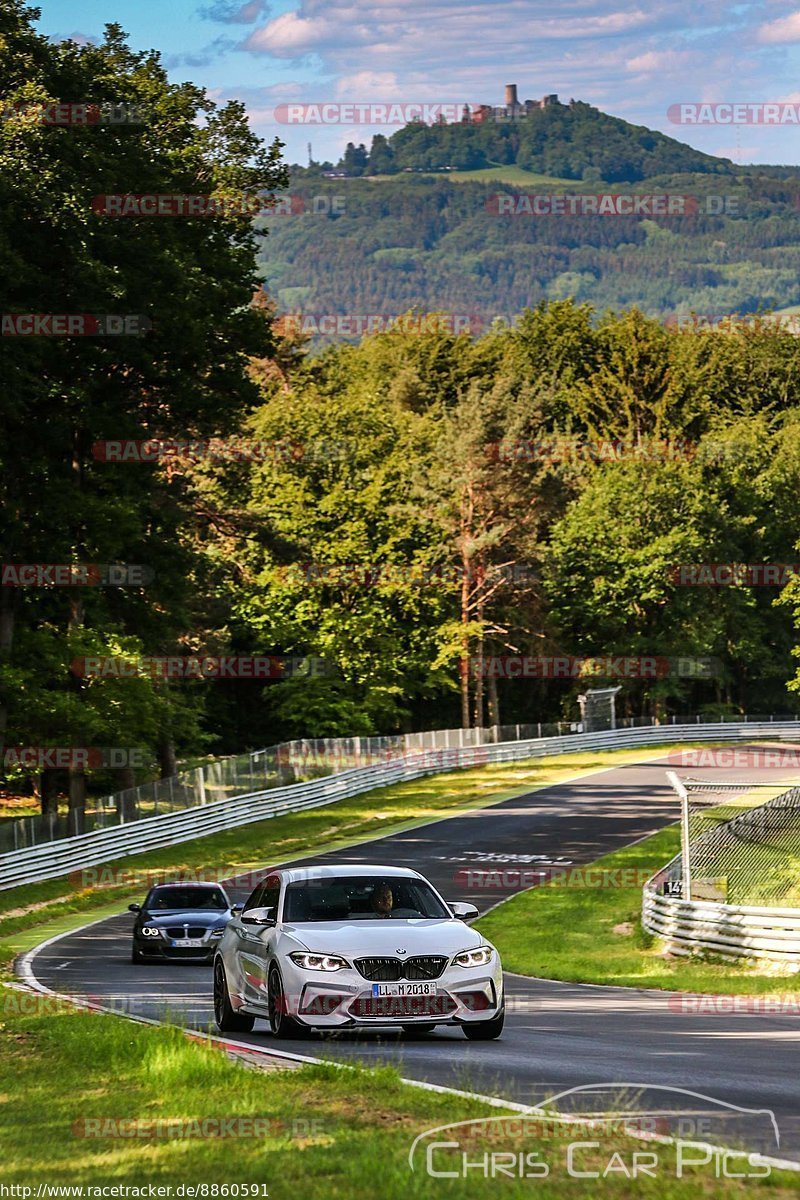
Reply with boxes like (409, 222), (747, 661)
(0, 745), (675, 951)
(0, 985), (795, 1196)
(476, 827), (800, 994)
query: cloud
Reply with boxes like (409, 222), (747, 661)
(199, 0), (270, 23)
(47, 30), (100, 46)
(334, 71), (402, 98)
(758, 11), (800, 43)
(164, 36), (237, 68)
(245, 12), (350, 55)
(244, 2), (661, 62)
(625, 49), (694, 74)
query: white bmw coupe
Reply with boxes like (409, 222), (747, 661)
(213, 864), (504, 1039)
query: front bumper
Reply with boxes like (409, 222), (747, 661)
(272, 957), (504, 1027)
(134, 934), (221, 961)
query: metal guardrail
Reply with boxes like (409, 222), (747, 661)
(6, 712), (794, 853)
(642, 872), (800, 963)
(3, 719), (800, 892)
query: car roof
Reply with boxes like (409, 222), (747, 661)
(274, 864), (424, 884)
(148, 881), (226, 890)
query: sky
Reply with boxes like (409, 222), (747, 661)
(33, 0), (800, 167)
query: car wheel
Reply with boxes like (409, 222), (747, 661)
(131, 944), (144, 964)
(402, 1023), (436, 1035)
(462, 1005), (505, 1040)
(213, 960), (255, 1033)
(268, 965), (308, 1039)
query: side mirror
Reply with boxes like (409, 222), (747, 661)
(128, 903), (141, 913)
(231, 903), (243, 914)
(450, 901), (479, 922)
(241, 906), (276, 927)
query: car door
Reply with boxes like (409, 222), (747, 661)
(235, 883), (267, 1004)
(237, 876), (281, 1008)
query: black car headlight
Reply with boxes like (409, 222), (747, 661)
(210, 926), (226, 938)
(452, 946), (493, 968)
(289, 952), (349, 971)
(141, 926), (161, 938)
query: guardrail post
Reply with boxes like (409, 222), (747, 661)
(666, 769), (692, 902)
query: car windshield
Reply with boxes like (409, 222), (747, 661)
(145, 887), (227, 911)
(283, 876), (450, 922)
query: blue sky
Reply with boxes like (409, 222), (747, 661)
(34, 0), (800, 167)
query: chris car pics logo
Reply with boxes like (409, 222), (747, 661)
(408, 1084), (781, 1180)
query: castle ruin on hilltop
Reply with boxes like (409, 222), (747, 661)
(466, 84), (563, 124)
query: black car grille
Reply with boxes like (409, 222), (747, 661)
(350, 995), (456, 1019)
(164, 926), (207, 939)
(354, 955), (447, 982)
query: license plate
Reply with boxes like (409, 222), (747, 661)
(171, 938), (204, 947)
(371, 982), (437, 998)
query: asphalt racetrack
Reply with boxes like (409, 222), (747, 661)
(27, 749), (800, 1162)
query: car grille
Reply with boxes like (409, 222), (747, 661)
(354, 955), (447, 982)
(165, 926), (207, 939)
(349, 995), (457, 1019)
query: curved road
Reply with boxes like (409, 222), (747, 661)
(26, 749), (800, 1161)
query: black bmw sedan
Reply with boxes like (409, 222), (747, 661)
(129, 882), (241, 963)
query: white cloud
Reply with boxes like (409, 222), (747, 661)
(335, 72), (402, 98)
(758, 11), (800, 43)
(625, 49), (693, 73)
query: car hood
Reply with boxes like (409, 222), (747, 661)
(282, 918), (487, 957)
(142, 910), (229, 927)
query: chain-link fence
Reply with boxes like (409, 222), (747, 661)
(3, 711), (797, 854)
(664, 774), (800, 906)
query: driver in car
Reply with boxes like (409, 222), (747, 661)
(370, 882), (393, 917)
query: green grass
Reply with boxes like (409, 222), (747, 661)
(476, 827), (800, 994)
(0, 988), (795, 1196)
(0, 745), (674, 949)
(366, 165), (575, 185)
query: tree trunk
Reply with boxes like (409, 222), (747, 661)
(0, 587), (14, 758)
(473, 589), (485, 731)
(487, 672), (500, 731)
(40, 769), (60, 820)
(158, 734), (177, 779)
(66, 544), (87, 833)
(460, 550), (471, 728)
(68, 768), (87, 834)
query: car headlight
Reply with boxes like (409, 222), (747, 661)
(210, 927), (225, 937)
(289, 952), (349, 971)
(141, 926), (161, 938)
(452, 946), (493, 968)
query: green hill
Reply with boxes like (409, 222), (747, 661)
(310, 100), (735, 183)
(263, 106), (799, 342)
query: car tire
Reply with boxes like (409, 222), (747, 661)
(268, 965), (308, 1039)
(213, 960), (255, 1033)
(131, 944), (144, 964)
(462, 1005), (505, 1040)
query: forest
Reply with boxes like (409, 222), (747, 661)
(3, 3), (800, 823)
